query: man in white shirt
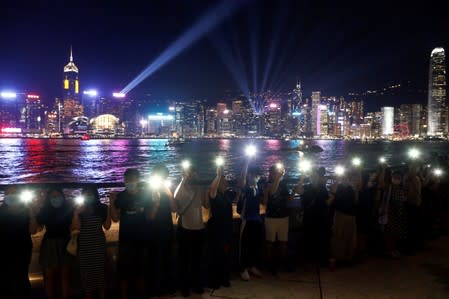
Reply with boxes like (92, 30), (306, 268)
(174, 166), (208, 297)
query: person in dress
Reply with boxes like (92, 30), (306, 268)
(379, 170), (408, 258)
(71, 186), (111, 299)
(37, 188), (74, 299)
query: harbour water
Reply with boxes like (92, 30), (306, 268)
(1, 138), (449, 185)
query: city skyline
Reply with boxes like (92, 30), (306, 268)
(1, 0), (448, 104)
(0, 47), (447, 139)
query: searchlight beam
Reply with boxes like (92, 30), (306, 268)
(121, 1), (242, 94)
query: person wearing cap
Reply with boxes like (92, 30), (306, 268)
(174, 164), (207, 297)
(262, 163), (292, 274)
(237, 160), (264, 281)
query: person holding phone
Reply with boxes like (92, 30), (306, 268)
(207, 163), (235, 289)
(174, 165), (207, 297)
(71, 186), (111, 299)
(295, 167), (333, 267)
(110, 169), (148, 299)
(262, 163), (292, 275)
(146, 164), (176, 297)
(0, 186), (39, 298)
(237, 160), (264, 281)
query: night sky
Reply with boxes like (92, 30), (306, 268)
(0, 0), (448, 105)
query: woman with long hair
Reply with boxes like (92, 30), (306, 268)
(71, 186), (111, 299)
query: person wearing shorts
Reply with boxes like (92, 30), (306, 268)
(263, 164), (292, 274)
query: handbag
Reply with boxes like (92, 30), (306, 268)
(176, 190), (196, 228)
(66, 230), (79, 256)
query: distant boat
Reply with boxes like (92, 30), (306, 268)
(281, 144), (323, 153)
(299, 144), (323, 153)
(165, 137), (186, 147)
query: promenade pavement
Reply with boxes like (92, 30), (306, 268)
(30, 231), (449, 299)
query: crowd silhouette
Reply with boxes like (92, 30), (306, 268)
(0, 152), (448, 299)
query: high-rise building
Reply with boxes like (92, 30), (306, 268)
(205, 109), (217, 136)
(175, 100), (205, 137)
(62, 47), (83, 130)
(81, 92), (99, 119)
(216, 102), (227, 116)
(292, 80), (303, 115)
(411, 104), (422, 136)
(311, 91), (321, 136)
(0, 93), (25, 130)
(349, 101), (364, 125)
(263, 102), (282, 136)
(381, 107), (394, 136)
(427, 47), (447, 136)
(25, 94), (43, 133)
(318, 105), (328, 136)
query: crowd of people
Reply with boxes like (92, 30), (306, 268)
(0, 154), (448, 299)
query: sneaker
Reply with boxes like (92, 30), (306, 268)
(249, 267), (262, 278)
(240, 269), (250, 281)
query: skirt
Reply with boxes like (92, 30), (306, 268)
(330, 211), (357, 262)
(39, 237), (74, 268)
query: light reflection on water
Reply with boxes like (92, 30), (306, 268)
(1, 138), (449, 185)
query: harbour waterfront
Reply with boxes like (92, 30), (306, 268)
(1, 138), (449, 185)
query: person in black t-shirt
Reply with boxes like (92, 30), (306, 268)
(145, 163), (176, 297)
(0, 186), (39, 299)
(296, 167), (333, 266)
(329, 169), (360, 269)
(111, 168), (149, 299)
(207, 165), (236, 289)
(262, 164), (293, 274)
(36, 188), (74, 299)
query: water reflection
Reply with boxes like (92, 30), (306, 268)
(0, 138), (448, 184)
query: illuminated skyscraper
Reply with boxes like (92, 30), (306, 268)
(292, 80), (303, 115)
(25, 94), (43, 132)
(63, 47), (79, 99)
(381, 107), (394, 136)
(175, 100), (205, 137)
(311, 91), (321, 136)
(62, 47), (83, 130)
(427, 47), (447, 136)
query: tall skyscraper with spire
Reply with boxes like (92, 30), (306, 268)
(62, 47), (83, 131)
(292, 80), (303, 114)
(427, 47), (447, 136)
